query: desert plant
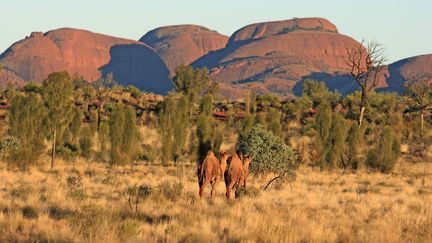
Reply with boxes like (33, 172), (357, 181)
(109, 104), (140, 165)
(314, 101), (332, 168)
(345, 124), (361, 171)
(159, 181), (183, 202)
(158, 94), (189, 165)
(238, 124), (298, 189)
(0, 137), (21, 161)
(325, 113), (348, 168)
(366, 126), (401, 173)
(42, 71), (74, 168)
(123, 184), (152, 212)
(8, 94), (47, 170)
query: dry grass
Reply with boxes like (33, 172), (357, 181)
(0, 160), (431, 242)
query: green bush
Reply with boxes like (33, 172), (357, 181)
(57, 143), (80, 162)
(125, 85), (141, 98)
(238, 124), (297, 174)
(366, 126), (401, 173)
(8, 94), (47, 170)
(0, 136), (21, 160)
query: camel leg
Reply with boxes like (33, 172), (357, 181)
(226, 180), (236, 199)
(211, 177), (221, 198)
(234, 182), (240, 198)
(199, 177), (210, 198)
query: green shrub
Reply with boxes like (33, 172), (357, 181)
(366, 126), (401, 173)
(8, 94), (47, 170)
(0, 136), (21, 161)
(57, 143), (80, 162)
(109, 104), (140, 165)
(126, 85), (141, 98)
(238, 124), (297, 174)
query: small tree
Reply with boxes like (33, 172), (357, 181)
(325, 113), (348, 168)
(8, 94), (47, 170)
(345, 40), (387, 126)
(158, 94), (189, 165)
(42, 71), (74, 168)
(238, 124), (298, 189)
(67, 107), (83, 144)
(344, 124), (361, 171)
(302, 79), (341, 106)
(172, 65), (215, 112)
(366, 126), (401, 173)
(247, 91), (257, 114)
(404, 79), (432, 136)
(93, 74), (114, 132)
(314, 101), (332, 168)
(196, 95), (215, 162)
(109, 104), (139, 165)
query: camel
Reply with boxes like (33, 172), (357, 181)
(198, 151), (227, 198)
(224, 152), (245, 199)
(219, 151), (228, 178)
(242, 155), (252, 187)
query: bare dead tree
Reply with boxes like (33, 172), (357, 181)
(345, 40), (387, 126)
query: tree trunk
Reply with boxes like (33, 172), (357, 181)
(51, 127), (57, 169)
(421, 110), (424, 137)
(358, 91), (367, 126)
(97, 103), (102, 132)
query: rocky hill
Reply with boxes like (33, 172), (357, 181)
(1, 21), (431, 97)
(381, 54), (432, 93)
(192, 18), (367, 97)
(0, 28), (172, 94)
(140, 25), (229, 74)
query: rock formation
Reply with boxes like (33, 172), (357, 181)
(140, 25), (228, 74)
(0, 28), (172, 93)
(193, 18), (365, 98)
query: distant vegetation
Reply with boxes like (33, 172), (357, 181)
(0, 62), (431, 174)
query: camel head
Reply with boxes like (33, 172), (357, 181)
(236, 150), (244, 161)
(220, 151), (228, 162)
(207, 150), (215, 158)
(219, 151), (228, 172)
(243, 155), (252, 171)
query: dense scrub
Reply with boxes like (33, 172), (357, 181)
(0, 68), (431, 173)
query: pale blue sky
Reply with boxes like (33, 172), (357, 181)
(1, 0), (430, 63)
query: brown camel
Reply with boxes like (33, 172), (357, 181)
(219, 151), (228, 178)
(198, 151), (224, 198)
(224, 152), (245, 199)
(242, 155), (252, 187)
